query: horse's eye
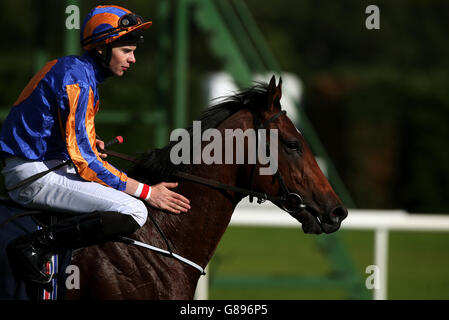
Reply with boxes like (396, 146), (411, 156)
(284, 140), (302, 152)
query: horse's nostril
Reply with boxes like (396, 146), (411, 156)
(329, 206), (348, 224)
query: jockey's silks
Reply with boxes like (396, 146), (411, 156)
(0, 52), (128, 191)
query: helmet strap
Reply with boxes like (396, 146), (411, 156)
(90, 44), (113, 76)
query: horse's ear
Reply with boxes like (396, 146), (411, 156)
(267, 75), (282, 111)
(278, 77), (283, 97)
(269, 75), (276, 90)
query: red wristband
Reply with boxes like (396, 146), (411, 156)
(134, 183), (152, 200)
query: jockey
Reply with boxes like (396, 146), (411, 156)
(0, 5), (190, 285)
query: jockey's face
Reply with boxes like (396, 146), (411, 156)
(108, 45), (137, 77)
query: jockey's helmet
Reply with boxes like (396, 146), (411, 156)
(80, 5), (152, 51)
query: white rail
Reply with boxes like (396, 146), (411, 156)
(194, 200), (449, 300)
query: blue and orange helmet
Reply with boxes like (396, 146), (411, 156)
(80, 5), (152, 51)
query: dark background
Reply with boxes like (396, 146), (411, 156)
(0, 0), (447, 213)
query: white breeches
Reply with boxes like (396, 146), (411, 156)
(2, 157), (148, 227)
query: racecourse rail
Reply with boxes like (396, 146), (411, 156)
(194, 200), (449, 300)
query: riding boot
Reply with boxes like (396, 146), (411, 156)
(6, 212), (140, 284)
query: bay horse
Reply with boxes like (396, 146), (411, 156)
(0, 76), (347, 299)
(65, 76), (347, 299)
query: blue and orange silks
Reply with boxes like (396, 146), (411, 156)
(0, 52), (128, 191)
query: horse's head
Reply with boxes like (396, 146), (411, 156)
(248, 76), (347, 234)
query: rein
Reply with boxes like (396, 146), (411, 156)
(105, 149), (305, 213)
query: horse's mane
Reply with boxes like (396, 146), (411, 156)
(128, 82), (270, 184)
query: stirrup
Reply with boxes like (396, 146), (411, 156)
(7, 237), (55, 285)
(23, 257), (55, 285)
(32, 258), (55, 285)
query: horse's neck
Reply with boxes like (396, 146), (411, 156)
(138, 111), (251, 271)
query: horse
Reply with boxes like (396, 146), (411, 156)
(64, 76), (347, 299)
(0, 76), (347, 299)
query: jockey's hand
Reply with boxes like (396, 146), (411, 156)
(96, 139), (108, 159)
(147, 182), (191, 214)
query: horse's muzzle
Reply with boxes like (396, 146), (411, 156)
(321, 205), (348, 234)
